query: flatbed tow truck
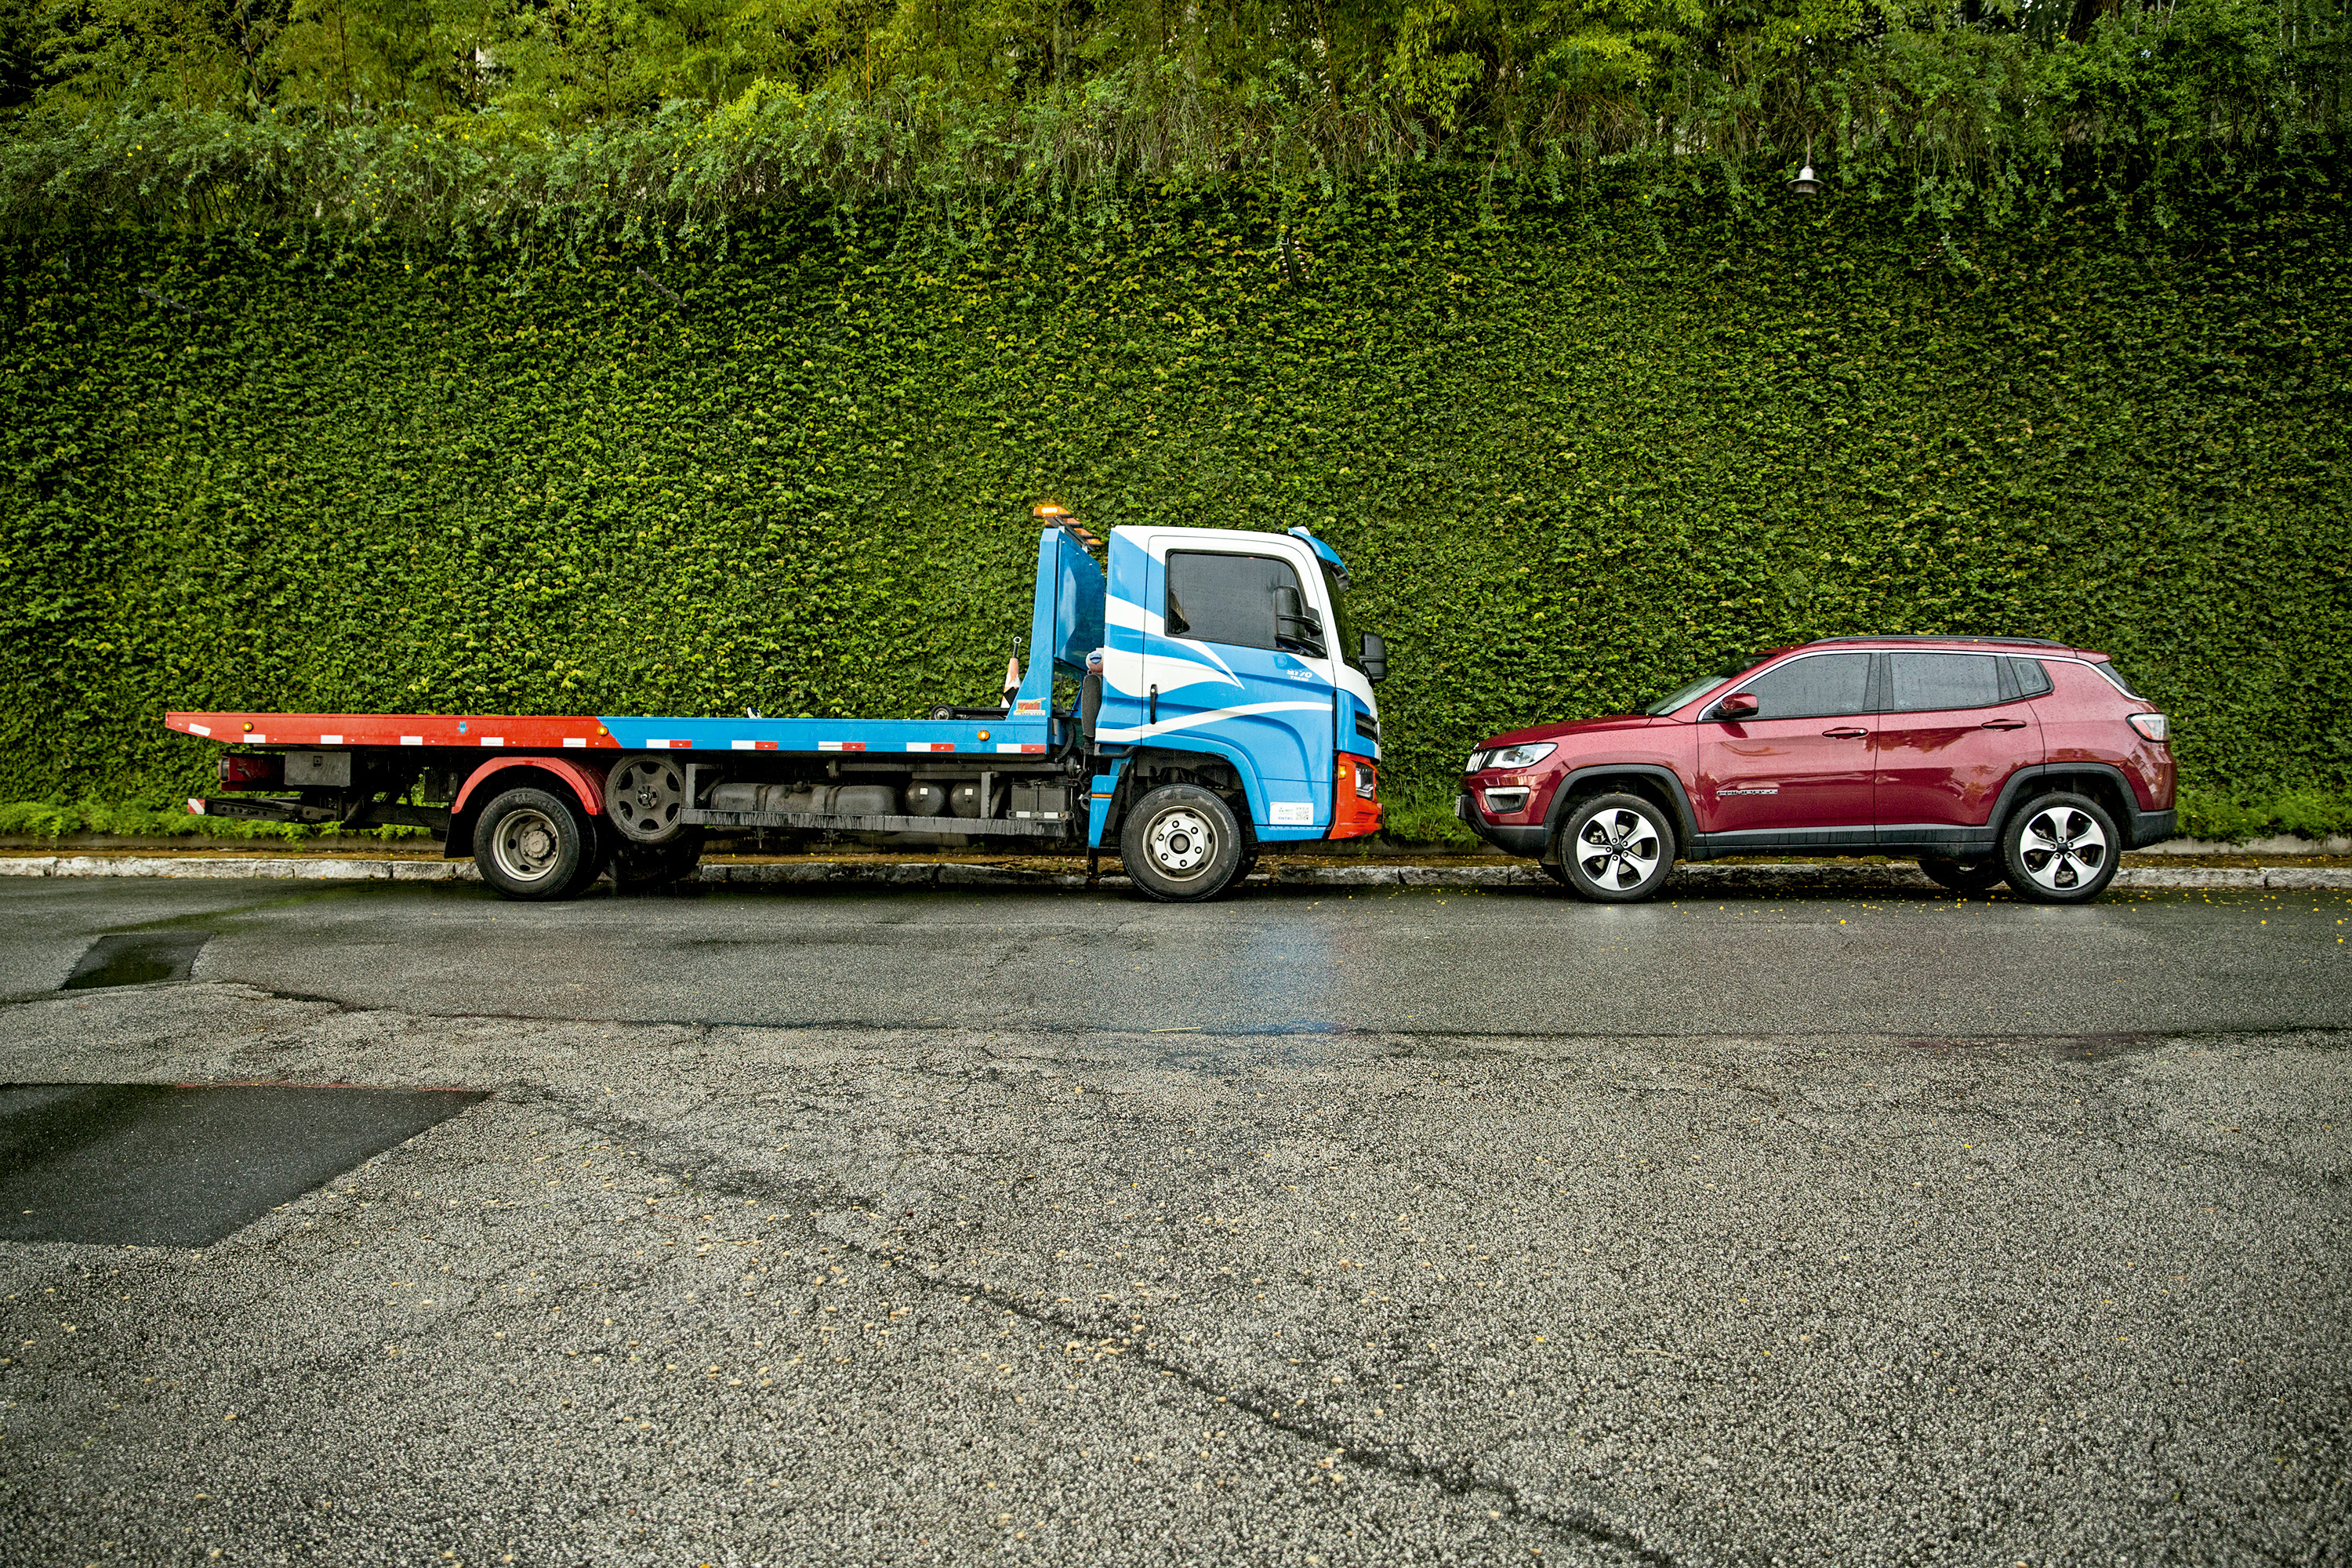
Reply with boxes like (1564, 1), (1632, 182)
(166, 511), (1388, 902)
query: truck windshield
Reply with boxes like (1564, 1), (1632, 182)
(1318, 561), (1362, 671)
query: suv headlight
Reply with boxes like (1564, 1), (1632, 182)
(1483, 742), (1556, 770)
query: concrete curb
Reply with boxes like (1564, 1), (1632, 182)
(1, 854), (2347, 892)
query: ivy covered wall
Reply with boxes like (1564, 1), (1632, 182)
(4, 176), (2348, 839)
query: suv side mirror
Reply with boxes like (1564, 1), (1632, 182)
(1359, 632), (1388, 684)
(1719, 691), (1759, 720)
(1272, 586), (1325, 657)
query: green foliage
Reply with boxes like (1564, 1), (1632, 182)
(0, 0), (2346, 236)
(0, 798), (428, 838)
(2, 176), (2347, 829)
(2176, 787), (2352, 840)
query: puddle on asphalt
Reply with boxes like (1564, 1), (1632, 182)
(0, 1083), (488, 1246)
(63, 931), (212, 989)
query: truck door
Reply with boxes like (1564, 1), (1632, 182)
(1142, 541), (1336, 830)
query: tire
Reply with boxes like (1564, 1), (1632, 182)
(2000, 791), (2121, 904)
(1556, 793), (1676, 903)
(604, 753), (690, 844)
(612, 830), (706, 891)
(1120, 785), (1245, 902)
(1920, 854), (2006, 895)
(475, 787), (592, 901)
(561, 813), (614, 898)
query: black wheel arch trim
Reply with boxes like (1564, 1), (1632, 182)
(1540, 764), (1700, 850)
(1987, 764), (2172, 848)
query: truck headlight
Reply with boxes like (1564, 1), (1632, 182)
(1356, 763), (1377, 800)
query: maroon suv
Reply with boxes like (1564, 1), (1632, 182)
(1458, 636), (2175, 903)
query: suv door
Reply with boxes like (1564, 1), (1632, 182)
(1875, 652), (2045, 844)
(1142, 543), (1336, 829)
(1693, 651), (1876, 846)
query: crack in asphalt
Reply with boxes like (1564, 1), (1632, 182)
(514, 1083), (1681, 1566)
(16, 976), (2352, 1058)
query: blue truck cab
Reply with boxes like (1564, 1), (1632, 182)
(170, 512), (1388, 902)
(1077, 521), (1388, 894)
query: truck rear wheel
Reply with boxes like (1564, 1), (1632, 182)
(475, 787), (593, 901)
(1120, 785), (1244, 902)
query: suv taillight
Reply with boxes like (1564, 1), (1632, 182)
(2129, 713), (2169, 742)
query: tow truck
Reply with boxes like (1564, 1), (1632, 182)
(165, 510), (1388, 902)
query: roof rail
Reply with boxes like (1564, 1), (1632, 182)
(1809, 634), (2070, 649)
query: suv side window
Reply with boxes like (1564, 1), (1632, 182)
(1737, 653), (1872, 719)
(1888, 653), (2003, 713)
(1165, 551), (1303, 651)
(2007, 656), (2054, 698)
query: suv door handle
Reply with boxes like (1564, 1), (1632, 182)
(1821, 728), (1868, 739)
(1980, 719), (2028, 730)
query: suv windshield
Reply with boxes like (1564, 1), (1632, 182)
(1643, 661), (1750, 716)
(1318, 561), (1363, 672)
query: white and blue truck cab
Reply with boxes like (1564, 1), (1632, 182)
(1084, 518), (1388, 896)
(170, 508), (1388, 902)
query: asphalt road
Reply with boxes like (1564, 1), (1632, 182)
(1, 877), (2347, 1566)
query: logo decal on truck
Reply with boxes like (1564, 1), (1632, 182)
(1269, 802), (1314, 825)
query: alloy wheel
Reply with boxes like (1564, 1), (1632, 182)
(1575, 806), (1662, 893)
(2017, 803), (2108, 894)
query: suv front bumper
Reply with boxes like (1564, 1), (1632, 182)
(1457, 790), (1548, 857)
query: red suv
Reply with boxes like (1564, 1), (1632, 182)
(1458, 637), (2174, 903)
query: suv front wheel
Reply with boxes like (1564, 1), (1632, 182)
(2000, 792), (2121, 904)
(1556, 793), (1676, 903)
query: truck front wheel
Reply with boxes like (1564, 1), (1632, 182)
(475, 787), (595, 901)
(1120, 785), (1244, 902)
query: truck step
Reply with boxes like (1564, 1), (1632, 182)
(681, 808), (1072, 837)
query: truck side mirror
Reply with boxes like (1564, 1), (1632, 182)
(1359, 632), (1388, 684)
(1719, 691), (1759, 720)
(1272, 586), (1325, 657)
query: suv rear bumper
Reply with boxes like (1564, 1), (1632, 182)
(1457, 791), (1549, 857)
(2125, 805), (2178, 849)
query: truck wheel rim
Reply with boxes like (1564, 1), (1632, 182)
(1146, 808), (1216, 879)
(610, 757), (684, 840)
(1575, 807), (1661, 891)
(492, 808), (563, 884)
(2020, 804), (2107, 891)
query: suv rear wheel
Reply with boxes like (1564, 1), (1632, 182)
(2000, 792), (2121, 903)
(1557, 793), (1675, 903)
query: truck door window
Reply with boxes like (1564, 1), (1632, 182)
(1164, 552), (1306, 651)
(1737, 653), (1871, 719)
(1887, 653), (2002, 712)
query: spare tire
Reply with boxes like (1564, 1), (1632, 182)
(604, 753), (689, 844)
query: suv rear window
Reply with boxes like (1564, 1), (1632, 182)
(1887, 653), (2003, 713)
(1738, 653), (1871, 719)
(2007, 657), (2054, 698)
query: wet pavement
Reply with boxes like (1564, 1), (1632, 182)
(0, 878), (2347, 1565)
